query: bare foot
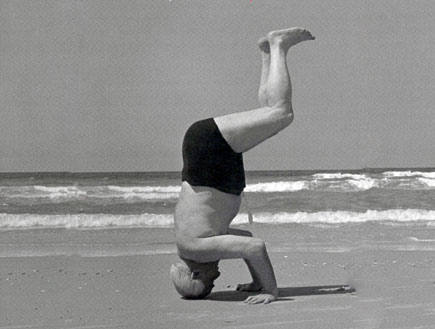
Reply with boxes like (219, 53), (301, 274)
(236, 281), (262, 292)
(267, 27), (314, 51)
(257, 37), (270, 53)
(244, 293), (277, 305)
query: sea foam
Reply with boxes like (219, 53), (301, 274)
(1, 209), (434, 229)
(245, 181), (309, 192)
(383, 171), (435, 178)
(312, 173), (368, 180)
(233, 209), (435, 225)
(107, 185), (181, 193)
(0, 213), (174, 229)
(417, 177), (435, 188)
(2, 176), (434, 204)
(2, 170), (435, 205)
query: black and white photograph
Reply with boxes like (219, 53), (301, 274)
(1, 1), (434, 328)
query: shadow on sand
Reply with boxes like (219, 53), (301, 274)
(207, 285), (356, 302)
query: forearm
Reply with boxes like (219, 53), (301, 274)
(244, 259), (262, 285)
(246, 242), (278, 296)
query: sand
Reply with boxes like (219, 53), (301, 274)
(1, 224), (435, 329)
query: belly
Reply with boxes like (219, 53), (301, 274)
(174, 182), (241, 238)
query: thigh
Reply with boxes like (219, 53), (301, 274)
(214, 106), (291, 153)
(178, 234), (262, 263)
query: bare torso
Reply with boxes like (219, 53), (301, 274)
(174, 181), (241, 240)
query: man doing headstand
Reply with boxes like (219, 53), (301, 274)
(170, 27), (315, 304)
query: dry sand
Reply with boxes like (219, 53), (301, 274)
(1, 224), (434, 328)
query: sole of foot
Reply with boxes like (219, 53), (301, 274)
(267, 27), (314, 50)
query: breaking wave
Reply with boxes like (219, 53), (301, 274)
(416, 178), (435, 187)
(1, 209), (434, 229)
(236, 209), (435, 225)
(106, 185), (180, 193)
(382, 171), (435, 178)
(245, 181), (309, 192)
(0, 213), (174, 229)
(2, 175), (435, 203)
(1, 171), (435, 205)
(312, 173), (368, 180)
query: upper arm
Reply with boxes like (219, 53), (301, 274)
(178, 234), (264, 263)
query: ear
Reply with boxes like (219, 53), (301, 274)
(191, 270), (200, 280)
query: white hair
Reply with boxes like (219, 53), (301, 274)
(170, 263), (208, 299)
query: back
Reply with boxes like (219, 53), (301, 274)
(174, 181), (241, 239)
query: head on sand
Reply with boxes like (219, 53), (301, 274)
(170, 261), (220, 299)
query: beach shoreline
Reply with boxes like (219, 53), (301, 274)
(1, 224), (434, 328)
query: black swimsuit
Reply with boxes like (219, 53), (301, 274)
(181, 118), (245, 195)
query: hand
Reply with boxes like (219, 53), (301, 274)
(244, 293), (277, 305)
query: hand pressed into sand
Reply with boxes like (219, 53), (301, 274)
(238, 280), (278, 305)
(244, 292), (277, 305)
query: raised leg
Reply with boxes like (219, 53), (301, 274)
(258, 37), (270, 107)
(214, 27), (314, 153)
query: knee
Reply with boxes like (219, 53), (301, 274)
(270, 105), (294, 128)
(282, 112), (294, 127)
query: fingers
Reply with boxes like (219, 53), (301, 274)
(244, 296), (260, 304)
(243, 295), (273, 304)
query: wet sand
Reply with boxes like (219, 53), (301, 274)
(1, 224), (435, 328)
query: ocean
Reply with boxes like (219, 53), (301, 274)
(1, 168), (435, 230)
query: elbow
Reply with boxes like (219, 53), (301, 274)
(246, 239), (267, 259)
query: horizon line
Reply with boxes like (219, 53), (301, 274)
(0, 166), (434, 175)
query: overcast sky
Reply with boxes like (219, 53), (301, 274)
(1, 0), (434, 172)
